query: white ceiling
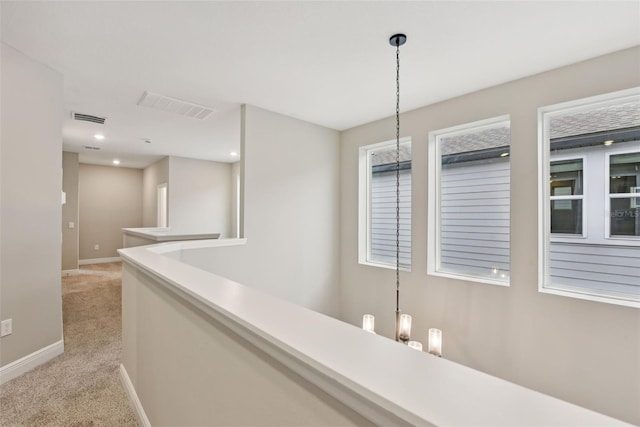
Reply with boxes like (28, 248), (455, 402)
(2, 1), (639, 169)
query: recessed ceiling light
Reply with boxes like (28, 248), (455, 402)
(500, 152), (510, 157)
(112, 159), (120, 165)
(230, 151), (238, 157)
(603, 140), (614, 146)
(94, 134), (105, 140)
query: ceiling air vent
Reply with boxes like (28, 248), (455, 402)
(72, 112), (107, 125)
(82, 145), (101, 150)
(137, 91), (215, 120)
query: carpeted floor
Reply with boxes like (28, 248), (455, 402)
(0, 262), (138, 426)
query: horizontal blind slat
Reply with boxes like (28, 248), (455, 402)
(440, 160), (510, 275)
(370, 168), (411, 265)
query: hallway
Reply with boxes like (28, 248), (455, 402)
(0, 263), (137, 426)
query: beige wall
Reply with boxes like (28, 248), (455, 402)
(142, 157), (169, 228)
(242, 105), (341, 314)
(0, 43), (63, 366)
(168, 156), (231, 237)
(339, 47), (640, 424)
(177, 105), (342, 316)
(79, 164), (143, 260)
(142, 156), (233, 237)
(62, 152), (79, 271)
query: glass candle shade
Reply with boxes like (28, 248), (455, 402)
(408, 340), (422, 351)
(428, 328), (442, 357)
(362, 314), (375, 333)
(398, 314), (412, 342)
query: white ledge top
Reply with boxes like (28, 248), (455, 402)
(122, 227), (220, 241)
(118, 239), (631, 427)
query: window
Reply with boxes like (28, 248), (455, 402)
(359, 138), (411, 269)
(539, 88), (640, 307)
(428, 116), (510, 285)
(550, 158), (584, 235)
(608, 153), (640, 238)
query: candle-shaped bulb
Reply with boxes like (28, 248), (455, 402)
(362, 314), (375, 333)
(428, 328), (442, 357)
(398, 314), (412, 342)
(408, 341), (422, 351)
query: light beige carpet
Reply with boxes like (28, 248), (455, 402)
(0, 263), (138, 426)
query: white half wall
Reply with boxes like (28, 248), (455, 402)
(120, 261), (375, 427)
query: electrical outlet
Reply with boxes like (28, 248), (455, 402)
(69, 221), (75, 229)
(1, 319), (12, 337)
(94, 244), (100, 250)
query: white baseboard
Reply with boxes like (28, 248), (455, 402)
(79, 256), (121, 265)
(119, 364), (151, 427)
(0, 339), (64, 384)
(62, 269), (80, 276)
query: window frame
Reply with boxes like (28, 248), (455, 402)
(548, 154), (587, 242)
(358, 137), (412, 271)
(537, 87), (640, 308)
(605, 149), (640, 242)
(428, 114), (511, 287)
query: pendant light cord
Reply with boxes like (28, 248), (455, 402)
(395, 41), (400, 316)
(389, 33), (405, 342)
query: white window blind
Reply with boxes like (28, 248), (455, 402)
(370, 167), (411, 266)
(440, 160), (510, 280)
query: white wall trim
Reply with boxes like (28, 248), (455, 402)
(79, 256), (121, 265)
(119, 364), (151, 427)
(61, 269), (80, 276)
(0, 339), (64, 384)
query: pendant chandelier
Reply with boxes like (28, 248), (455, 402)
(361, 33), (442, 357)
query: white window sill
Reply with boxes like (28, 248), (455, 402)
(550, 234), (587, 244)
(429, 270), (510, 287)
(359, 260), (411, 273)
(539, 284), (639, 309)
